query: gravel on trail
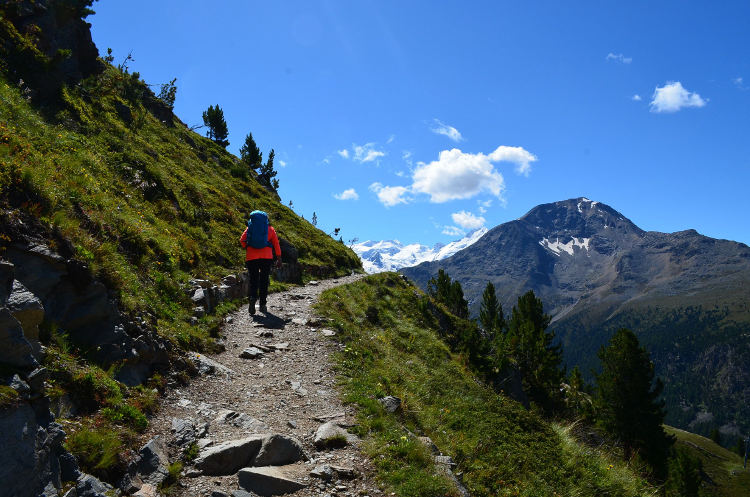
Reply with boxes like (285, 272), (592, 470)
(142, 274), (384, 497)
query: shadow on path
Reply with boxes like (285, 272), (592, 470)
(251, 311), (287, 329)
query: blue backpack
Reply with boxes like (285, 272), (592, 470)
(247, 210), (271, 249)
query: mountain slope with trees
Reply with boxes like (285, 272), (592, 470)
(401, 198), (750, 442)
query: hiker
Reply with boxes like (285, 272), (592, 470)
(240, 210), (282, 314)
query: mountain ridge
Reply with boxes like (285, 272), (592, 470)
(401, 197), (750, 440)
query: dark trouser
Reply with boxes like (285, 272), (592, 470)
(246, 259), (272, 303)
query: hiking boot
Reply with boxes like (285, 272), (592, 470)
(248, 299), (256, 315)
(259, 301), (267, 314)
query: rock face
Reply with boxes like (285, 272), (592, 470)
(119, 436), (170, 492)
(401, 197), (750, 437)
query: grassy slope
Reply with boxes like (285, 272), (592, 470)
(665, 426), (750, 497)
(315, 273), (658, 497)
(0, 68), (360, 348)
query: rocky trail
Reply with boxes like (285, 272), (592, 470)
(132, 274), (383, 497)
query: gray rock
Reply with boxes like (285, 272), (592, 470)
(314, 422), (358, 449)
(133, 436), (170, 486)
(240, 347), (264, 359)
(193, 436), (265, 476)
(0, 307), (38, 368)
(418, 436), (440, 455)
(252, 434), (306, 466)
(330, 465), (356, 480)
(434, 455), (456, 467)
(378, 396), (401, 413)
(188, 351), (234, 376)
(231, 491), (253, 497)
(27, 367), (48, 393)
(211, 492), (230, 497)
(9, 373), (31, 397)
(171, 418), (208, 447)
(193, 306), (205, 318)
(76, 473), (113, 497)
(271, 342), (289, 351)
(237, 467), (307, 496)
(7, 279), (45, 347)
(59, 451), (81, 483)
(133, 483), (158, 497)
(310, 464), (334, 481)
(214, 409), (269, 432)
(321, 329), (336, 337)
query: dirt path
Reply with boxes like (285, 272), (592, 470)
(144, 274), (381, 497)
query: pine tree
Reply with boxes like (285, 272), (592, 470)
(594, 328), (673, 479)
(479, 281), (504, 337)
(240, 132), (262, 170)
(312, 212), (318, 227)
(506, 290), (563, 414)
(448, 280), (469, 319)
(202, 104), (229, 147)
(427, 269), (453, 306)
(258, 148), (279, 191)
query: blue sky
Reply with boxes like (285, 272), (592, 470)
(90, 1), (750, 247)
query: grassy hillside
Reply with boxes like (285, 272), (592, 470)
(665, 426), (750, 496)
(0, 65), (360, 348)
(315, 273), (658, 497)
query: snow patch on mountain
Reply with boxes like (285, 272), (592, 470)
(353, 228), (488, 273)
(539, 237), (591, 256)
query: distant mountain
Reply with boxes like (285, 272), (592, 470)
(352, 228), (488, 273)
(401, 198), (750, 441)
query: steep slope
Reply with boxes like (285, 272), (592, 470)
(314, 273), (659, 497)
(401, 198), (750, 438)
(353, 227), (487, 273)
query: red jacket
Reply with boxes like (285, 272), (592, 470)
(240, 226), (282, 261)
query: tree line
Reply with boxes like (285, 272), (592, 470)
(202, 104), (279, 192)
(425, 269), (703, 495)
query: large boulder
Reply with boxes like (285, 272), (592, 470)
(0, 259), (14, 303)
(313, 422), (358, 449)
(237, 467), (307, 496)
(252, 434), (306, 466)
(193, 436), (265, 476)
(0, 403), (68, 497)
(7, 279), (45, 349)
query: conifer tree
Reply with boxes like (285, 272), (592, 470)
(479, 281), (504, 337)
(258, 149), (279, 191)
(506, 290), (563, 414)
(594, 328), (673, 479)
(240, 132), (262, 170)
(312, 212), (318, 227)
(427, 269), (453, 306)
(202, 104), (229, 147)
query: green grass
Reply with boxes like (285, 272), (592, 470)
(0, 384), (19, 408)
(314, 273), (658, 497)
(666, 426), (750, 496)
(65, 422), (126, 482)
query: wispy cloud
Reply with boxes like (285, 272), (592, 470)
(452, 210), (485, 230)
(733, 77), (747, 90)
(352, 143), (385, 163)
(387, 134), (395, 144)
(441, 225), (465, 237)
(369, 182), (410, 207)
(278, 159), (287, 167)
(430, 119), (463, 142)
(606, 52), (632, 64)
(631, 94), (642, 101)
(333, 188), (359, 201)
(337, 149), (350, 159)
(650, 81), (707, 113)
(478, 199), (493, 214)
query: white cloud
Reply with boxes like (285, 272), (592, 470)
(430, 119), (463, 142)
(441, 225), (465, 237)
(488, 145), (538, 177)
(352, 143), (385, 163)
(279, 159), (287, 167)
(334, 188), (359, 201)
(631, 94), (642, 101)
(387, 134), (395, 144)
(650, 81), (707, 113)
(412, 148), (505, 203)
(337, 149), (350, 159)
(369, 182), (410, 207)
(733, 77), (747, 90)
(451, 210), (486, 230)
(606, 52), (632, 64)
(478, 199), (492, 214)
(321, 157), (330, 164)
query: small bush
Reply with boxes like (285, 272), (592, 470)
(0, 385), (19, 408)
(65, 426), (123, 481)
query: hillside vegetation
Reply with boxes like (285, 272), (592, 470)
(315, 273), (659, 497)
(0, 60), (360, 348)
